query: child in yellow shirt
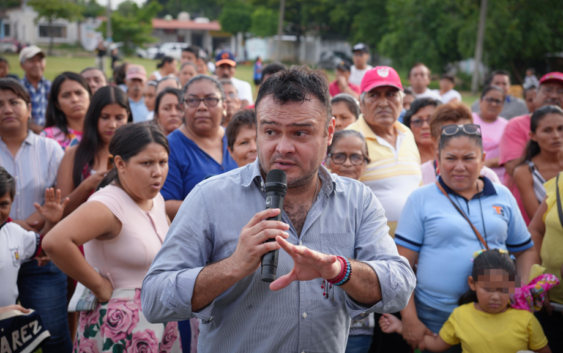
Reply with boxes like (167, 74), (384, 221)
(380, 249), (551, 353)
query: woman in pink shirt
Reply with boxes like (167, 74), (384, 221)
(472, 85), (509, 181)
(44, 124), (181, 352)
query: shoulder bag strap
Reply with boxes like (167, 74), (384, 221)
(435, 181), (489, 250)
(556, 173), (563, 229)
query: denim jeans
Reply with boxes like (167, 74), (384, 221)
(345, 335), (373, 353)
(178, 320), (191, 352)
(415, 297), (461, 353)
(17, 261), (72, 353)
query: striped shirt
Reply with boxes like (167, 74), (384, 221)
(141, 159), (416, 353)
(20, 76), (51, 126)
(0, 132), (63, 220)
(347, 115), (422, 225)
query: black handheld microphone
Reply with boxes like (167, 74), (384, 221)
(261, 169), (288, 282)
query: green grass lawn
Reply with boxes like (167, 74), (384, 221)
(3, 54), (477, 106)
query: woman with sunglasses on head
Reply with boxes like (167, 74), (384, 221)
(42, 72), (92, 150)
(421, 103), (500, 185)
(473, 85), (509, 181)
(324, 130), (374, 353)
(394, 120), (538, 353)
(403, 98), (441, 164)
(161, 75), (238, 220)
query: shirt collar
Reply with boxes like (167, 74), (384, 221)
(356, 114), (406, 141)
(0, 131), (36, 146)
(23, 75), (46, 87)
(241, 158), (343, 195)
(438, 175), (496, 200)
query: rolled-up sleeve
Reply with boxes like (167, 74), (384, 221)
(346, 186), (416, 317)
(142, 186), (214, 323)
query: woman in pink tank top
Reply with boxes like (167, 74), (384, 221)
(44, 124), (181, 353)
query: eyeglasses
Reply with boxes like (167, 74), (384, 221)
(225, 92), (238, 100)
(441, 124), (482, 136)
(410, 117), (430, 128)
(184, 97), (222, 108)
(328, 153), (369, 165)
(539, 87), (563, 96)
(483, 97), (503, 105)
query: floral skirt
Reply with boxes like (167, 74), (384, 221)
(73, 288), (181, 353)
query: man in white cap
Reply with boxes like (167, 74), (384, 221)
(19, 45), (50, 133)
(126, 65), (149, 122)
(349, 43), (373, 86)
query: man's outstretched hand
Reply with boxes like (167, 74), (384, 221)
(270, 236), (342, 291)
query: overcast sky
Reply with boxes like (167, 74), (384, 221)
(96, 0), (146, 10)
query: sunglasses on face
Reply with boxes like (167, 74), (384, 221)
(441, 124), (482, 136)
(328, 153), (369, 166)
(410, 117), (430, 128)
(483, 97), (503, 105)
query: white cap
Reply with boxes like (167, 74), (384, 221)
(19, 45), (45, 63)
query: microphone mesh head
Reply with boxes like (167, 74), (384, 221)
(266, 169), (287, 185)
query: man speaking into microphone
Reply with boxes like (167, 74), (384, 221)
(141, 67), (416, 352)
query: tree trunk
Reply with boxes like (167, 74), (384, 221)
(48, 19), (54, 56)
(471, 0), (487, 95)
(294, 27), (301, 64)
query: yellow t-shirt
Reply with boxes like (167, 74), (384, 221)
(439, 303), (548, 353)
(541, 175), (563, 304)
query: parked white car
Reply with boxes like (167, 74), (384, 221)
(156, 42), (187, 60)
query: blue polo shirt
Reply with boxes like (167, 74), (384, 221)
(395, 176), (533, 312)
(161, 129), (239, 201)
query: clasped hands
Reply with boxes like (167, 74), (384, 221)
(228, 208), (342, 291)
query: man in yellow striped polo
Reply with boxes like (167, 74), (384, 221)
(347, 66), (422, 236)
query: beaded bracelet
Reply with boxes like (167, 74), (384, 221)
(335, 258), (352, 286)
(327, 256), (347, 285)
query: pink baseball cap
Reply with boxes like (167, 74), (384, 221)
(539, 72), (563, 85)
(126, 65), (147, 81)
(360, 66), (403, 93)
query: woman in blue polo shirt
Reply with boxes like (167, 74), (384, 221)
(394, 123), (538, 353)
(162, 75), (238, 220)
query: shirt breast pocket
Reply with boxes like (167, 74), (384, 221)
(321, 233), (355, 258)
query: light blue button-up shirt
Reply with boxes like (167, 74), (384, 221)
(142, 159), (415, 353)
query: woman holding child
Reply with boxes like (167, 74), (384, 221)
(393, 103), (538, 352)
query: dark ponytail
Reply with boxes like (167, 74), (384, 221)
(521, 105), (563, 164)
(458, 249), (516, 306)
(97, 124), (169, 190)
(157, 56), (175, 69)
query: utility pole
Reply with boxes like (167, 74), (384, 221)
(106, 0), (112, 40)
(275, 0), (285, 61)
(471, 0), (488, 95)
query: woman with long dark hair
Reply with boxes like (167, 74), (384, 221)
(149, 56), (178, 82)
(514, 105), (563, 220)
(56, 86), (132, 216)
(42, 72), (91, 149)
(44, 123), (181, 352)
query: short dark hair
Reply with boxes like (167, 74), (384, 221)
(485, 70), (510, 85)
(403, 88), (415, 97)
(182, 46), (200, 60)
(255, 66), (331, 128)
(524, 85), (537, 98)
(80, 67), (107, 84)
(403, 98), (441, 129)
(0, 56), (8, 65)
(0, 167), (16, 200)
(156, 76), (181, 91)
(331, 94), (360, 119)
(113, 62), (129, 85)
(261, 62), (286, 84)
(480, 85), (506, 100)
(0, 78), (30, 105)
(226, 109), (256, 150)
(409, 63), (430, 78)
(440, 74), (455, 84)
(157, 56), (175, 69)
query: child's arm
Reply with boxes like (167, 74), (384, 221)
(379, 313), (404, 335)
(422, 334), (452, 352)
(536, 345), (552, 353)
(34, 188), (70, 235)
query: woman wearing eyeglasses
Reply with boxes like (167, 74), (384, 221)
(325, 130), (374, 353)
(403, 98), (441, 164)
(473, 85), (509, 181)
(395, 122), (538, 352)
(161, 75), (238, 220)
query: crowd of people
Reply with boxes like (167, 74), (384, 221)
(0, 39), (563, 353)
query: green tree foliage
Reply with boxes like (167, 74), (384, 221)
(28, 0), (84, 54)
(79, 0), (105, 18)
(250, 7), (278, 37)
(98, 0), (161, 54)
(218, 1), (253, 35)
(147, 0), (225, 20)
